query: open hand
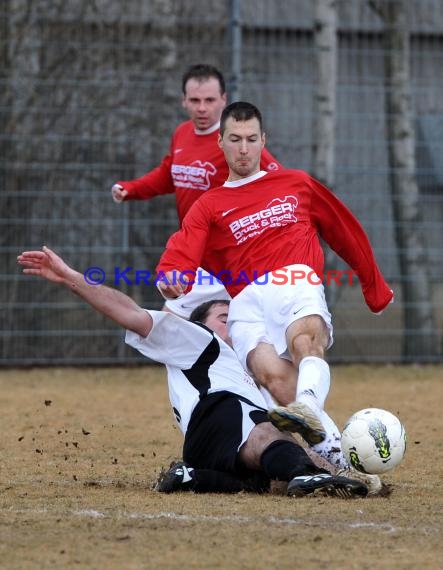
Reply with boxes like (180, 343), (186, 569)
(17, 246), (73, 284)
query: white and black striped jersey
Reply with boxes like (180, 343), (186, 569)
(125, 310), (268, 434)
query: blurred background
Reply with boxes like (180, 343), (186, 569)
(1, 0), (442, 365)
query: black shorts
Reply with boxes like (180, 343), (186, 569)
(183, 391), (269, 475)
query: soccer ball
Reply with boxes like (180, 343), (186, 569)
(341, 408), (407, 474)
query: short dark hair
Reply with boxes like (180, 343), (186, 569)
(189, 299), (230, 324)
(220, 101), (263, 135)
(181, 64), (226, 95)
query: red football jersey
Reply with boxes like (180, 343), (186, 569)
(157, 169), (393, 314)
(116, 120), (282, 224)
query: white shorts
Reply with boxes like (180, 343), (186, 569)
(227, 264), (333, 372)
(164, 268), (231, 319)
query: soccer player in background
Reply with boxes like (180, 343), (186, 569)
(111, 64), (282, 318)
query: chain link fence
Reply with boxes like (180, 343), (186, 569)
(1, 0), (442, 364)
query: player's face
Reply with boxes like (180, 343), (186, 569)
(218, 117), (265, 181)
(203, 303), (231, 345)
(182, 78), (227, 131)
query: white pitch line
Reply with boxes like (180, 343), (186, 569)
(2, 507), (439, 535)
(74, 509), (106, 518)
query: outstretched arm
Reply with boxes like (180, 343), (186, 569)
(309, 177), (393, 313)
(17, 246), (153, 337)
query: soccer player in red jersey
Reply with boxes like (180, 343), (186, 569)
(156, 101), (393, 469)
(111, 65), (281, 318)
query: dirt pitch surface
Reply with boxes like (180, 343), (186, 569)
(0, 364), (441, 570)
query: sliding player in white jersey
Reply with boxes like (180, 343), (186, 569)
(17, 246), (369, 499)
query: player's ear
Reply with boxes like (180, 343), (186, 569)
(261, 132), (266, 148)
(217, 133), (223, 149)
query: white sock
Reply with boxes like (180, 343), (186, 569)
(294, 357), (348, 468)
(296, 356), (330, 410)
(310, 409), (350, 469)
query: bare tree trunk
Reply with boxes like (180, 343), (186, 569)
(312, 0), (339, 307)
(129, 0), (180, 309)
(370, 0), (437, 360)
(313, 0), (337, 187)
(228, 0), (242, 102)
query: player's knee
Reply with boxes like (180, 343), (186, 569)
(252, 367), (295, 401)
(265, 373), (294, 396)
(292, 333), (325, 359)
(247, 349), (293, 389)
(287, 316), (328, 363)
(239, 423), (293, 469)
